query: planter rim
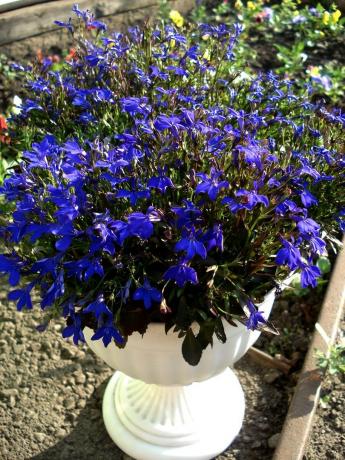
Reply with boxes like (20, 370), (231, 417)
(85, 276), (293, 384)
(86, 278), (293, 347)
(85, 277), (294, 351)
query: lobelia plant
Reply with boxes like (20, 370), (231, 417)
(0, 6), (344, 365)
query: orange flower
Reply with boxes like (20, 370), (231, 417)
(0, 115), (10, 144)
(66, 48), (77, 62)
(0, 115), (8, 131)
(0, 135), (10, 144)
(36, 48), (44, 63)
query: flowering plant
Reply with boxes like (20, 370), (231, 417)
(0, 7), (344, 365)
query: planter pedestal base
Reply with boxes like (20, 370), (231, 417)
(102, 367), (245, 460)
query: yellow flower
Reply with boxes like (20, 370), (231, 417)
(235, 0), (243, 9)
(332, 9), (341, 24)
(203, 49), (211, 60)
(309, 66), (320, 77)
(169, 10), (184, 28)
(322, 11), (330, 25)
(247, 1), (256, 10)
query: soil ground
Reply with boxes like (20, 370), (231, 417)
(304, 318), (345, 460)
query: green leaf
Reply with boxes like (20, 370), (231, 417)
(214, 317), (226, 343)
(182, 328), (203, 366)
(197, 320), (215, 350)
(178, 330), (185, 339)
(164, 317), (175, 335)
(176, 296), (192, 329)
(317, 257), (331, 274)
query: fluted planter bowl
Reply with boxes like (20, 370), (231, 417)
(84, 284), (281, 460)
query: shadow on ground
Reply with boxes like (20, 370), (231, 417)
(31, 378), (124, 460)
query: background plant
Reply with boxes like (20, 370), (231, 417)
(187, 1), (345, 106)
(316, 343), (345, 375)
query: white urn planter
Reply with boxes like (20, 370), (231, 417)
(84, 285), (279, 460)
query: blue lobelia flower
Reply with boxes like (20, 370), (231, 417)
(175, 228), (207, 260)
(148, 175), (174, 193)
(164, 25), (187, 44)
(62, 139), (86, 159)
(245, 300), (266, 331)
(275, 199), (302, 216)
(236, 189), (269, 210)
(166, 65), (189, 77)
(154, 114), (185, 137)
(21, 99), (43, 114)
(49, 186), (80, 222)
(41, 270), (65, 309)
(300, 264), (321, 288)
(296, 217), (320, 237)
(276, 238), (302, 270)
(306, 236), (326, 255)
(8, 282), (35, 311)
(83, 296), (113, 319)
(171, 200), (203, 229)
(236, 141), (267, 170)
(126, 207), (161, 240)
(202, 224), (224, 252)
(116, 188), (151, 206)
(54, 19), (74, 33)
(90, 212), (123, 255)
(163, 260), (198, 287)
(91, 318), (124, 347)
(223, 189), (269, 212)
(126, 213), (153, 239)
(62, 313), (85, 346)
(195, 168), (229, 201)
(72, 89), (92, 109)
(93, 88), (114, 103)
(133, 279), (162, 309)
(32, 255), (62, 277)
(51, 222), (78, 252)
(300, 188), (318, 208)
(88, 20), (107, 31)
(0, 254), (22, 286)
(120, 97), (151, 117)
(23, 135), (58, 169)
(64, 256), (104, 281)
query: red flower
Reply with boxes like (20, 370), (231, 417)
(0, 115), (8, 131)
(66, 48), (77, 62)
(0, 115), (10, 144)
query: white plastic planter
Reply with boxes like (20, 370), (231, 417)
(84, 285), (279, 460)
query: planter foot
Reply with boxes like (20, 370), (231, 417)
(102, 367), (245, 460)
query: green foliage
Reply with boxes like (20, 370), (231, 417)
(316, 343), (345, 375)
(275, 42), (307, 74)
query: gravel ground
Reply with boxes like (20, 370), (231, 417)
(0, 287), (342, 460)
(305, 371), (345, 460)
